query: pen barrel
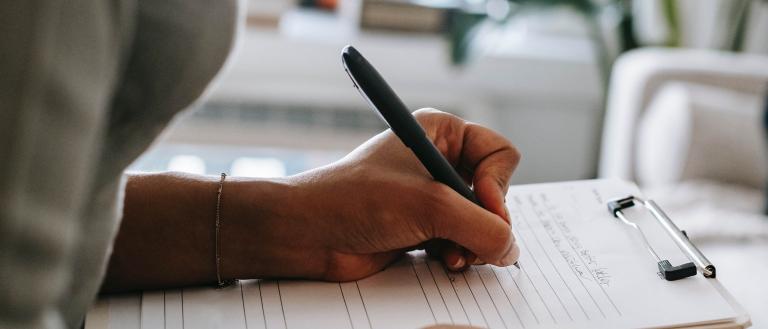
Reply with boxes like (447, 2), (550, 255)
(341, 45), (479, 206)
(406, 134), (480, 205)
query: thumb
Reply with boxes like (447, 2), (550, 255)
(427, 185), (520, 267)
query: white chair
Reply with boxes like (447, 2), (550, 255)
(597, 47), (768, 327)
(599, 47), (768, 183)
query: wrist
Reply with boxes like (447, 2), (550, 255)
(220, 175), (326, 280)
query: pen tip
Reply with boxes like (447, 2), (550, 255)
(513, 262), (520, 269)
(342, 45), (357, 57)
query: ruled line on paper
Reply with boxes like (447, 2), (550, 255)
(474, 267), (511, 329)
(532, 191), (622, 318)
(509, 189), (626, 322)
(180, 290), (184, 329)
(564, 201), (622, 316)
(339, 283), (355, 329)
(428, 260), (470, 325)
(425, 259), (455, 324)
(139, 291), (143, 329)
(502, 266), (540, 325)
(258, 281), (267, 329)
(517, 206), (591, 321)
(276, 282), (287, 329)
(515, 225), (574, 321)
(460, 271), (490, 328)
(515, 262), (557, 324)
(412, 262), (438, 324)
(140, 291), (167, 329)
(447, 268), (483, 326)
(130, 236), (613, 329)
(528, 206), (595, 320)
(164, 290), (183, 329)
(355, 281), (373, 329)
(491, 267), (527, 327)
(518, 263), (557, 324)
(240, 283), (249, 329)
(448, 272), (471, 325)
(537, 201), (608, 319)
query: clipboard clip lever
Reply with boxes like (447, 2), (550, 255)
(607, 196), (716, 281)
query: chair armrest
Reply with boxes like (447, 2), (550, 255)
(598, 47), (768, 181)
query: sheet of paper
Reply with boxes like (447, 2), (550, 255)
(86, 179), (742, 329)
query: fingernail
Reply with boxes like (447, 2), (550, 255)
(451, 256), (465, 269)
(499, 244), (519, 266)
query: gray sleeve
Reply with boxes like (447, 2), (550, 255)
(95, 0), (239, 188)
(58, 0), (238, 326)
(0, 1), (126, 327)
(0, 0), (238, 327)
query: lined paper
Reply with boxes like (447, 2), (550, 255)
(86, 180), (742, 329)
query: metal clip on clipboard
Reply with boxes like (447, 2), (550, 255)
(607, 196), (717, 281)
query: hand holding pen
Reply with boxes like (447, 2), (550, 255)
(342, 46), (521, 270)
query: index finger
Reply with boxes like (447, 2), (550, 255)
(459, 122), (521, 222)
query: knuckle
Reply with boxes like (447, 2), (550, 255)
(412, 108), (443, 119)
(508, 144), (522, 163)
(413, 108), (459, 126)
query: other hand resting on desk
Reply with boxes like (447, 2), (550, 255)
(102, 109), (521, 292)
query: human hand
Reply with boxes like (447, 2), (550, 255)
(222, 109), (521, 281)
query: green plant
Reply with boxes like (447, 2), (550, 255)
(447, 0), (637, 92)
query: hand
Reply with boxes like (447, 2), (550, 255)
(223, 109), (521, 281)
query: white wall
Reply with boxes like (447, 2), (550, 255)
(165, 24), (603, 184)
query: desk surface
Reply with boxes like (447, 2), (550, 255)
(702, 241), (768, 328)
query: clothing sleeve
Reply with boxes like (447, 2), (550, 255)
(0, 0), (239, 327)
(57, 0), (239, 326)
(95, 0), (240, 188)
(0, 1), (126, 328)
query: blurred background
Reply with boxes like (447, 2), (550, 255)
(132, 0), (767, 184)
(131, 0), (768, 326)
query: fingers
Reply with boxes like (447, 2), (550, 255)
(424, 240), (485, 272)
(411, 109), (520, 222)
(425, 239), (470, 271)
(410, 108), (520, 266)
(461, 122), (520, 222)
(426, 184), (520, 267)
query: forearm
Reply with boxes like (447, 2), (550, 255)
(101, 172), (221, 293)
(102, 170), (334, 293)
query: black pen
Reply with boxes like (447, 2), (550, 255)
(341, 45), (519, 269)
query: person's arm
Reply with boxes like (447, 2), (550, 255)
(102, 109), (521, 293)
